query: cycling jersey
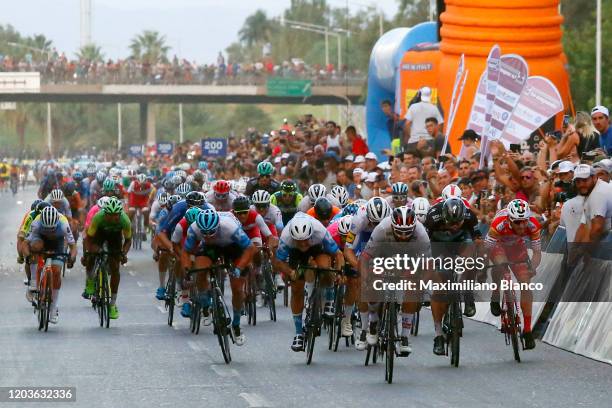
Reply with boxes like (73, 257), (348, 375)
(44, 196), (72, 218)
(159, 200), (213, 236)
(485, 209), (541, 251)
(154, 207), (170, 234)
(297, 196), (314, 213)
(66, 192), (83, 212)
(84, 204), (103, 229)
(237, 209), (272, 239)
(27, 214), (75, 246)
(184, 212), (251, 253)
(89, 179), (103, 203)
(87, 211), (132, 240)
(424, 201), (481, 243)
(18, 210), (37, 239)
(276, 213), (339, 262)
(170, 217), (190, 246)
(363, 217), (430, 257)
(204, 190), (238, 212)
(270, 191), (302, 225)
(77, 178), (90, 201)
(127, 180), (153, 208)
(344, 206), (377, 253)
(326, 220), (344, 249)
(306, 205), (341, 224)
(245, 177), (280, 197)
(433, 196), (472, 208)
(253, 203), (283, 235)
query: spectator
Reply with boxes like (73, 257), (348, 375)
(425, 117), (450, 158)
(346, 126), (368, 156)
(381, 99), (406, 145)
(364, 152), (378, 172)
(404, 87), (444, 154)
(354, 155), (366, 170)
(591, 105), (611, 155)
(572, 164), (612, 244)
(457, 129), (480, 159)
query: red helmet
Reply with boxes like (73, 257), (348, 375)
(213, 180), (231, 195)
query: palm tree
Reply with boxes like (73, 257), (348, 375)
(239, 10), (273, 47)
(76, 44), (104, 62)
(129, 30), (170, 63)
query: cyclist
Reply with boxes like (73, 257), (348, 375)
(252, 190), (285, 289)
(485, 199), (541, 350)
(344, 197), (392, 350)
(205, 180), (237, 211)
(387, 182), (413, 209)
(361, 206), (431, 355)
(81, 196), (111, 299)
(412, 197), (431, 224)
(306, 197), (341, 227)
(84, 197), (132, 319)
(89, 171), (107, 204)
(298, 183), (327, 213)
(424, 197), (482, 356)
(327, 185), (349, 209)
(127, 173), (153, 234)
(62, 181), (84, 239)
(274, 213), (345, 351)
(182, 209), (258, 346)
(23, 206), (77, 324)
(45, 189), (73, 219)
(17, 200), (48, 300)
(270, 180), (303, 226)
(245, 161), (280, 196)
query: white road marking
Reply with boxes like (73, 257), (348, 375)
(157, 305), (167, 314)
(211, 365), (239, 378)
(239, 393), (272, 407)
(136, 281), (147, 287)
(128, 270), (135, 276)
(17, 201), (23, 205)
(172, 322), (179, 330)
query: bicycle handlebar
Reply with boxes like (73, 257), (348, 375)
(187, 264), (231, 276)
(297, 265), (341, 274)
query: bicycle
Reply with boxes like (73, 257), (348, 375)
(90, 250), (121, 328)
(298, 265), (339, 365)
(441, 267), (463, 368)
(31, 252), (68, 332)
(162, 250), (178, 327)
(245, 266), (257, 326)
(187, 264), (235, 364)
(260, 246), (277, 322)
(132, 209), (144, 250)
(328, 267), (354, 352)
(10, 176), (18, 195)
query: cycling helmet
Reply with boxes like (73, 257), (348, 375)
(50, 189), (64, 202)
(391, 206), (417, 237)
(308, 184), (327, 203)
(40, 206), (59, 228)
(290, 217), (313, 241)
(314, 197), (333, 220)
(157, 192), (169, 207)
(192, 170), (204, 183)
(175, 183), (192, 197)
(137, 174), (146, 184)
(252, 190), (271, 205)
(171, 175), (183, 186)
(97, 196), (110, 209)
(441, 197), (466, 224)
(111, 174), (121, 184)
(196, 209), (220, 235)
(391, 182), (409, 196)
(330, 185), (349, 207)
(232, 196), (251, 213)
(366, 197), (391, 223)
(185, 207), (202, 224)
(167, 194), (181, 209)
(441, 184), (462, 200)
(337, 215), (352, 236)
(185, 191), (205, 207)
(95, 171), (106, 183)
(213, 180), (231, 195)
(73, 171), (83, 181)
(257, 161), (274, 176)
(36, 201), (51, 213)
(185, 175), (194, 184)
(102, 178), (116, 192)
(62, 182), (76, 196)
(280, 179), (297, 193)
(342, 203), (359, 216)
(412, 197), (430, 224)
(163, 178), (176, 191)
(175, 170), (187, 181)
(507, 199), (530, 221)
(104, 197), (123, 214)
(198, 161), (208, 170)
(31, 199), (43, 211)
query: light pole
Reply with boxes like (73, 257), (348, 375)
(595, 0), (601, 106)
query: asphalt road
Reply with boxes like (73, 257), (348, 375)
(0, 188), (610, 408)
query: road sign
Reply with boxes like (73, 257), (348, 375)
(0, 72), (40, 93)
(266, 78), (312, 97)
(201, 138), (227, 157)
(128, 144), (143, 157)
(156, 141), (174, 156)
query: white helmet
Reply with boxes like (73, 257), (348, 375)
(137, 173), (146, 184)
(290, 217), (313, 241)
(40, 206), (59, 228)
(330, 185), (349, 208)
(366, 196), (391, 223)
(337, 215), (352, 236)
(308, 184), (327, 203)
(50, 189), (64, 202)
(251, 190), (271, 205)
(441, 184), (462, 200)
(507, 199), (531, 221)
(96, 196), (110, 209)
(412, 197), (430, 223)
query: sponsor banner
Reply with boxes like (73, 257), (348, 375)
(201, 138), (227, 157)
(467, 72), (488, 135)
(500, 76), (564, 145)
(156, 141), (174, 156)
(440, 54), (467, 165)
(483, 45), (501, 134)
(128, 144), (143, 157)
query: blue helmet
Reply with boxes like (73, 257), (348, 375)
(198, 161), (208, 170)
(342, 203), (359, 216)
(31, 199), (44, 211)
(196, 209), (220, 235)
(185, 207), (202, 224)
(73, 171), (83, 181)
(392, 182), (409, 195)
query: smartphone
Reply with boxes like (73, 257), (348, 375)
(509, 144), (521, 153)
(563, 115), (570, 128)
(548, 130), (563, 141)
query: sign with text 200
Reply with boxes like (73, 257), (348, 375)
(201, 138), (227, 157)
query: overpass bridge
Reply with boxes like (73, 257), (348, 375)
(0, 73), (363, 144)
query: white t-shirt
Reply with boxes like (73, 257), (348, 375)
(580, 179), (612, 231)
(560, 196), (585, 242)
(405, 102), (444, 144)
(326, 135), (341, 151)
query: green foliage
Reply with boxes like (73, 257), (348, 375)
(129, 30), (170, 63)
(76, 43), (105, 62)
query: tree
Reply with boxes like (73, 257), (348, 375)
(129, 30), (170, 63)
(225, 105), (272, 136)
(239, 10), (273, 47)
(76, 43), (104, 62)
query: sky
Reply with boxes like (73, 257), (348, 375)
(2, 0), (400, 63)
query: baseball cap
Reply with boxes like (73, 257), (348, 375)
(573, 164), (594, 180)
(459, 129), (480, 140)
(420, 86), (432, 103)
(557, 160), (576, 174)
(274, 156), (282, 164)
(344, 155), (354, 162)
(354, 155), (365, 164)
(353, 168), (365, 177)
(593, 159), (612, 173)
(365, 152), (378, 161)
(591, 105), (609, 118)
(365, 172), (378, 183)
(281, 152), (290, 160)
(377, 161), (391, 170)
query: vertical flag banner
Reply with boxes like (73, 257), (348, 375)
(467, 72), (488, 135)
(483, 45), (501, 134)
(441, 55), (468, 162)
(500, 76), (564, 145)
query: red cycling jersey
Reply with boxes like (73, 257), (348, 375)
(235, 209), (272, 241)
(128, 181), (152, 208)
(485, 209), (541, 252)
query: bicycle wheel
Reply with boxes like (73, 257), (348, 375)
(385, 304), (396, 384)
(506, 297), (521, 363)
(450, 301), (461, 368)
(411, 307), (420, 336)
(166, 270), (176, 327)
(283, 282), (289, 307)
(103, 270), (111, 329)
(246, 273), (257, 326)
(194, 302), (202, 335)
(305, 288), (320, 365)
(262, 261), (276, 322)
(332, 285), (345, 352)
(213, 286), (232, 364)
(44, 279), (52, 332)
